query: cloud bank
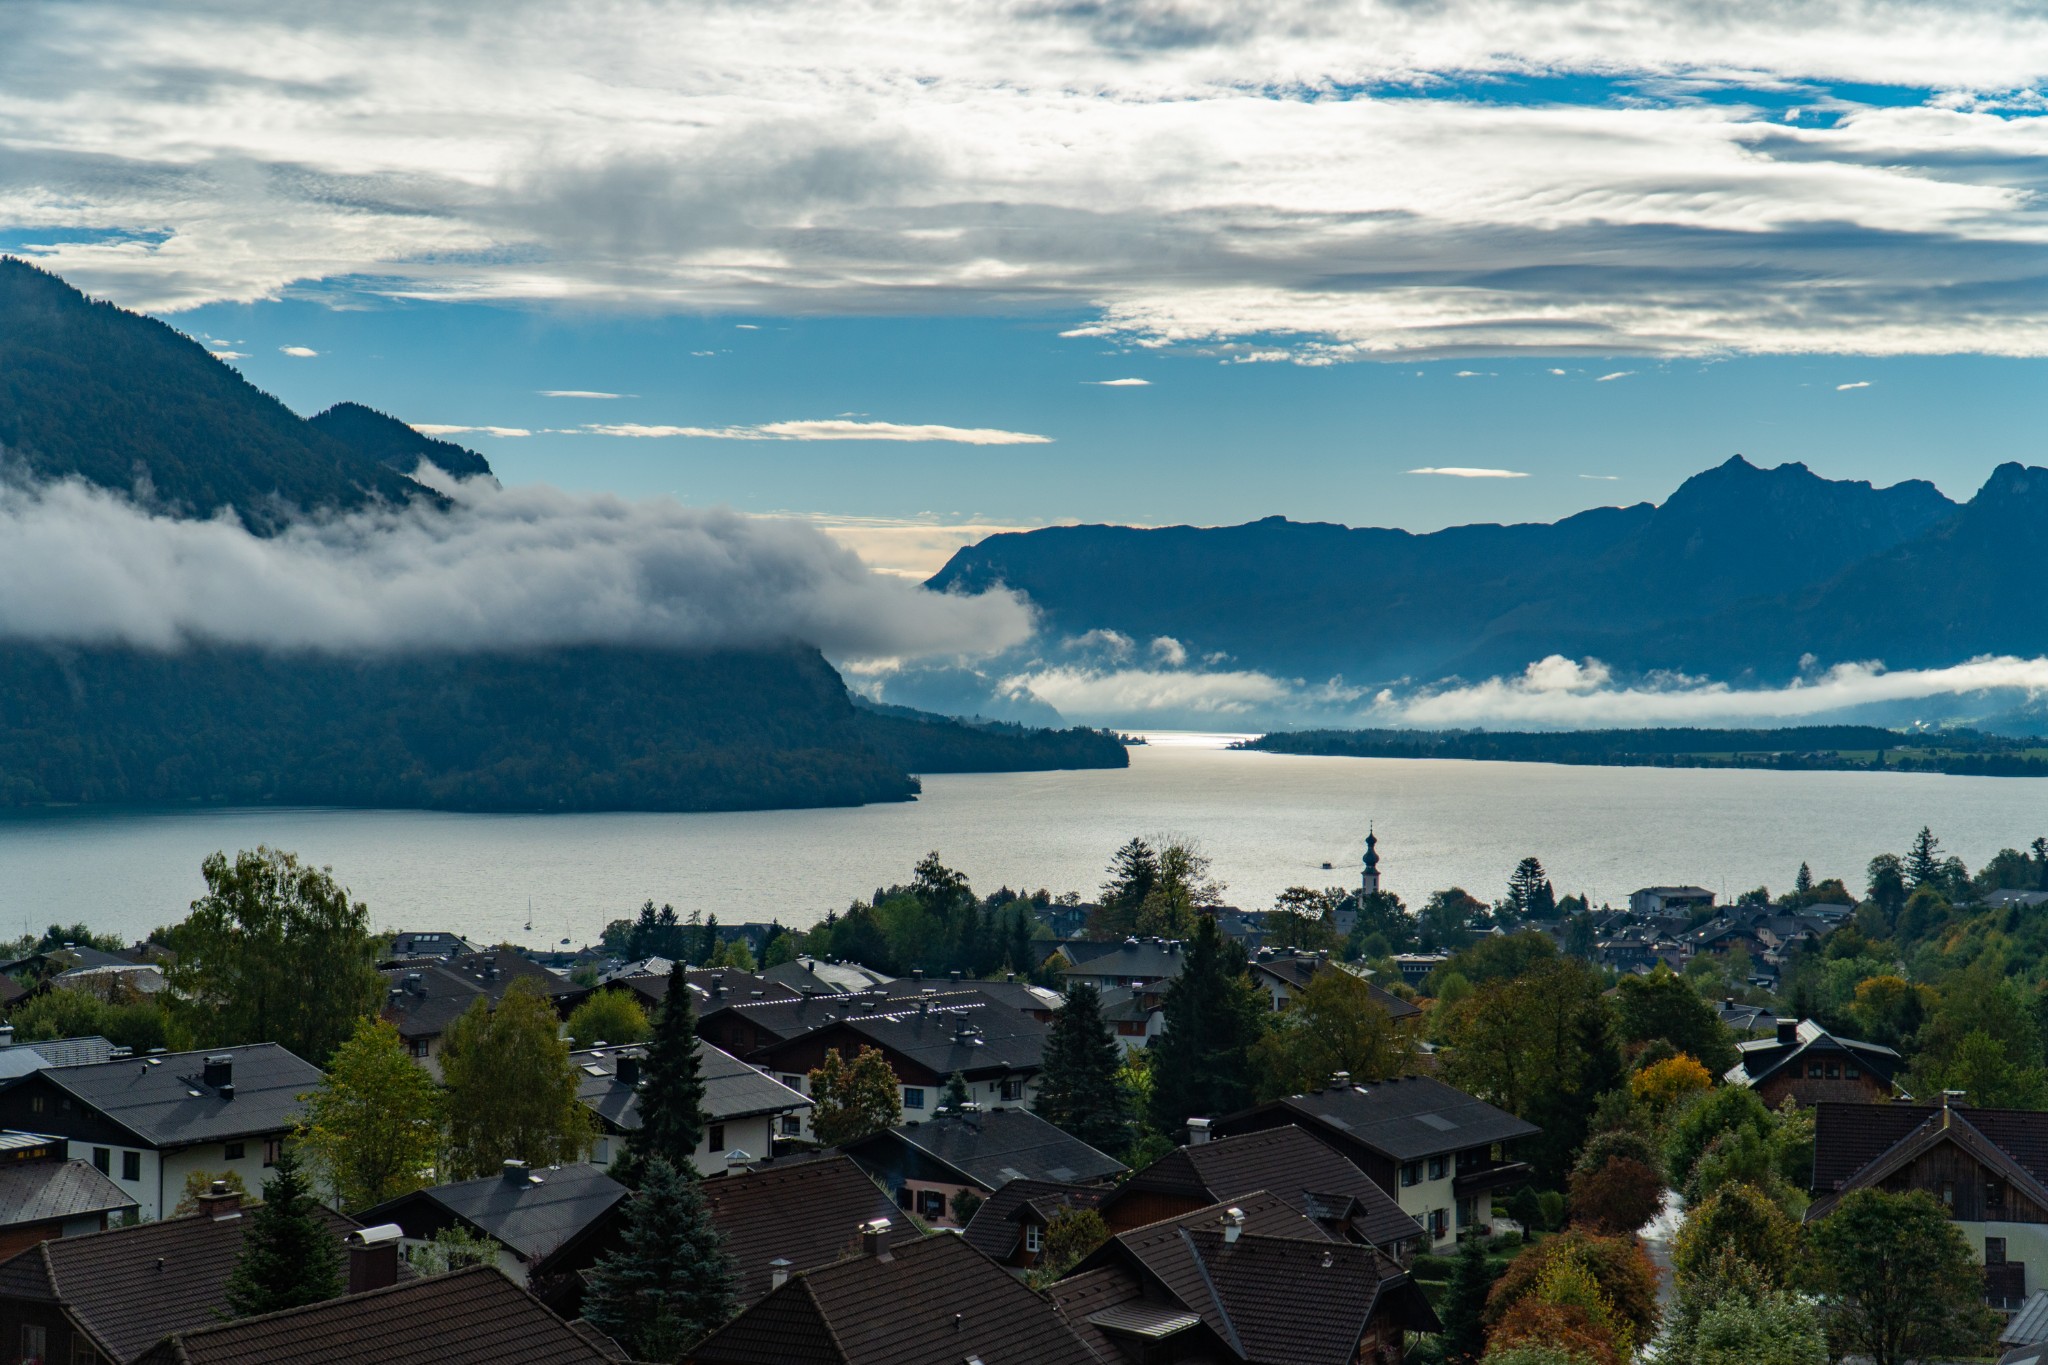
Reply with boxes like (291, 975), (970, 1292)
(580, 420), (1051, 445)
(0, 474), (1034, 662)
(10, 2), (2048, 358)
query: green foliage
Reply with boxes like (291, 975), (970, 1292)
(1420, 889), (1488, 952)
(222, 1148), (341, 1318)
(295, 1015), (442, 1212)
(1026, 1208), (1111, 1289)
(1252, 966), (1416, 1100)
(1672, 1183), (1799, 1291)
(1683, 1125), (1803, 1214)
(1440, 1233), (1497, 1365)
(1090, 839), (1159, 940)
(1267, 887), (1345, 954)
(1506, 858), (1558, 920)
(952, 1188), (983, 1225)
(1567, 1154), (1664, 1235)
(1033, 983), (1132, 1155)
(1686, 1291), (1826, 1365)
(404, 1224), (500, 1276)
(1614, 967), (1738, 1075)
(583, 1157), (737, 1362)
(939, 1070), (972, 1111)
(5, 985), (172, 1053)
(1483, 1229), (1660, 1348)
(1145, 914), (1268, 1134)
(173, 1169), (248, 1215)
(1479, 1347), (1589, 1365)
(1663, 1085), (1770, 1191)
(1435, 932), (1559, 991)
(166, 847), (381, 1065)
(617, 991), (707, 1186)
(440, 978), (596, 1180)
(567, 991), (651, 1050)
(1806, 1188), (1998, 1365)
(808, 1045), (902, 1147)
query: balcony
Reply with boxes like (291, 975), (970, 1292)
(1986, 1261), (2028, 1310)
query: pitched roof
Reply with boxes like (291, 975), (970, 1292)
(689, 1231), (1099, 1365)
(383, 930), (479, 959)
(960, 1179), (1109, 1262)
(34, 1044), (322, 1147)
(0, 1158), (136, 1228)
(702, 989), (985, 1052)
(0, 1036), (117, 1079)
(880, 977), (1063, 1015)
(1728, 1019), (1901, 1088)
(1060, 938), (1188, 981)
(127, 1265), (614, 1365)
(357, 1163), (625, 1264)
(380, 953), (581, 1040)
(0, 1202), (360, 1363)
(759, 960), (895, 995)
(1112, 1125), (1423, 1251)
(829, 997), (1052, 1080)
(1223, 1076), (1539, 1161)
(855, 1108), (1126, 1190)
(570, 1041), (808, 1134)
(700, 1154), (912, 1303)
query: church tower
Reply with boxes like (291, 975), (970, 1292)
(1361, 825), (1381, 899)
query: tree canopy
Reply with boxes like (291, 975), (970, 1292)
(440, 978), (595, 1179)
(295, 1015), (442, 1212)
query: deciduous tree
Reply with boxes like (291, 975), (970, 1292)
(566, 991), (652, 1050)
(809, 1045), (902, 1146)
(440, 978), (595, 1179)
(296, 1015), (442, 1211)
(1807, 1188), (1996, 1365)
(1615, 967), (1737, 1074)
(1251, 966), (1415, 1100)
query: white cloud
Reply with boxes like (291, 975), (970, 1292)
(1837, 380), (1873, 390)
(1088, 378), (1150, 386)
(539, 390), (630, 399)
(1001, 665), (1300, 717)
(0, 472), (1033, 662)
(208, 350), (248, 361)
(412, 424), (531, 438)
(1407, 467), (1529, 479)
(1548, 368), (1568, 376)
(1149, 636), (1188, 667)
(1579, 474), (1619, 480)
(580, 420), (1051, 445)
(1595, 371), (1635, 382)
(279, 346), (317, 358)
(1453, 370), (1495, 378)
(1065, 628), (1136, 662)
(783, 513), (1049, 579)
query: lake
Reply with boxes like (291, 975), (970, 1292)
(3, 731), (2043, 948)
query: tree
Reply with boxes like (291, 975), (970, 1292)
(1918, 1027), (2048, 1109)
(939, 1070), (971, 1111)
(1488, 1251), (1633, 1365)
(1795, 862), (1814, 898)
(405, 1224), (499, 1276)
(1034, 983), (1132, 1155)
(173, 1168), (248, 1215)
(440, 978), (595, 1180)
(1672, 1182), (1798, 1291)
(1506, 858), (1558, 920)
(166, 847), (381, 1065)
(566, 991), (652, 1050)
(222, 1147), (341, 1317)
(1905, 826), (1944, 888)
(1848, 974), (1932, 1052)
(583, 1156), (737, 1362)
(1615, 967), (1737, 1074)
(1807, 1188), (1997, 1365)
(1267, 887), (1344, 954)
(1627, 1053), (1712, 1113)
(1686, 1290), (1826, 1365)
(809, 1045), (901, 1146)
(1251, 967), (1415, 1100)
(1421, 888), (1486, 950)
(1864, 853), (1907, 925)
(1440, 1232), (1496, 1365)
(1146, 914), (1267, 1134)
(618, 990), (708, 1186)
(1568, 1154), (1664, 1235)
(296, 1015), (442, 1211)
(1664, 1084), (1770, 1190)
(1022, 1207), (1113, 1289)
(1091, 839), (1158, 939)
(1484, 1229), (1659, 1349)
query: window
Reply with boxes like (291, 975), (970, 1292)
(20, 1325), (46, 1363)
(1990, 1180), (2008, 1211)
(1825, 1062), (1841, 1079)
(1941, 1180), (1956, 1207)
(592, 1137), (610, 1164)
(91, 1148), (109, 1176)
(223, 1142), (245, 1161)
(1000, 1078), (1024, 1103)
(410, 1039), (430, 1059)
(780, 1115), (802, 1136)
(1808, 1063), (1825, 1078)
(1846, 1066), (1861, 1079)
(708, 1124), (725, 1153)
(262, 1139), (281, 1168)
(897, 1187), (914, 1210)
(1428, 1209), (1448, 1239)
(1428, 1156), (1448, 1181)
(28, 1096), (42, 1116)
(1988, 1237), (2009, 1266)
(1400, 1161), (1422, 1188)
(1025, 1224), (1044, 1254)
(779, 1074), (805, 1093)
(71, 1336), (99, 1365)
(903, 1087), (926, 1111)
(121, 1151), (140, 1182)
(916, 1190), (947, 1220)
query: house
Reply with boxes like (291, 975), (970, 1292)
(0, 1032), (117, 1082)
(759, 958), (894, 995)
(1246, 950), (1420, 1021)
(882, 973), (1064, 1022)
(1988, 890), (2048, 911)
(380, 952), (586, 1072)
(1389, 953), (1449, 988)
(1213, 1074), (1539, 1249)
(357, 1160), (626, 1312)
(1629, 886), (1715, 918)
(688, 1226), (1100, 1365)
(1725, 1019), (1900, 1107)
(0, 1044), (323, 1221)
(1809, 1094), (2048, 1308)
(841, 1107), (1126, 1227)
(1053, 1189), (1440, 1365)
(700, 1154), (917, 1302)
(1715, 1000), (1781, 1040)
(381, 930), (480, 961)
(697, 988), (984, 1061)
(0, 1132), (136, 1260)
(961, 1178), (1111, 1270)
(128, 1263), (619, 1365)
(571, 1039), (809, 1173)
(0, 1182), (360, 1364)
(1098, 985), (1166, 1054)
(1061, 938), (1187, 994)
(1101, 1123), (1426, 1263)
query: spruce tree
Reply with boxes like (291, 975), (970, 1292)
(222, 1147), (342, 1317)
(618, 988), (708, 1187)
(1034, 983), (1130, 1154)
(1146, 914), (1266, 1135)
(1439, 1232), (1493, 1365)
(584, 1157), (736, 1361)
(939, 1069), (971, 1111)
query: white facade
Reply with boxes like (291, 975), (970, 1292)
(1394, 1149), (1479, 1250)
(64, 1133), (285, 1222)
(767, 1069), (1040, 1143)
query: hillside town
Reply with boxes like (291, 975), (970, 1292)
(0, 825), (2038, 1365)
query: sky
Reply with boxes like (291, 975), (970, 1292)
(4, 1), (2048, 578)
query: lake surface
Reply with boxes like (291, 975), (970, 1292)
(4, 731), (2044, 949)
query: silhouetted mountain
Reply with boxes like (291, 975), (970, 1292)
(929, 456), (1962, 685)
(0, 257), (429, 528)
(309, 401), (495, 481)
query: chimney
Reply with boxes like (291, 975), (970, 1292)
(711, 974), (726, 999)
(1330, 1070), (1351, 1090)
(0, 1025), (13, 1048)
(502, 1158), (531, 1185)
(404, 971), (426, 996)
(1187, 1117), (1213, 1145)
(913, 968), (925, 981)
(201, 1054), (233, 1090)
(769, 1257), (793, 1291)
(347, 1224), (403, 1293)
(197, 1180), (242, 1220)
(617, 1055), (641, 1087)
(949, 970), (962, 984)
(1222, 1207), (1244, 1244)
(861, 1217), (893, 1258)
(1776, 1019), (1797, 1046)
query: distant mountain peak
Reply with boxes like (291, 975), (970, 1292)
(309, 402), (494, 482)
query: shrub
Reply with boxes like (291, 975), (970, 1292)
(1568, 1156), (1665, 1235)
(1628, 1054), (1712, 1111)
(1485, 1229), (1659, 1346)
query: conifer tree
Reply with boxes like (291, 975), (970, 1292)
(1034, 982), (1132, 1154)
(939, 1069), (972, 1111)
(1439, 1232), (1494, 1365)
(223, 1147), (342, 1317)
(583, 1156), (737, 1362)
(1146, 914), (1267, 1134)
(616, 988), (708, 1187)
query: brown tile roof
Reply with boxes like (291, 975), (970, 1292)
(700, 1155), (913, 1303)
(128, 1265), (614, 1365)
(689, 1232), (1099, 1365)
(0, 1158), (136, 1228)
(960, 1179), (1109, 1262)
(0, 1203), (360, 1363)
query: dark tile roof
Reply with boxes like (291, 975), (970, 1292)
(855, 1108), (1126, 1190)
(127, 1265), (614, 1365)
(831, 997), (1051, 1080)
(703, 989), (985, 1052)
(684, 969), (802, 1007)
(1729, 1020), (1901, 1088)
(960, 1179), (1108, 1262)
(359, 1163), (625, 1264)
(1222, 1076), (1539, 1162)
(758, 960), (894, 995)
(701, 1154), (913, 1303)
(571, 1041), (808, 1135)
(1061, 938), (1189, 981)
(0, 1201), (360, 1363)
(35, 1044), (322, 1147)
(1112, 1125), (1423, 1251)
(880, 977), (1063, 1015)
(383, 930), (479, 960)
(1811, 1101), (2048, 1193)
(381, 953), (581, 1040)
(0, 1036), (117, 1079)
(0, 1158), (136, 1228)
(690, 1231), (1099, 1365)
